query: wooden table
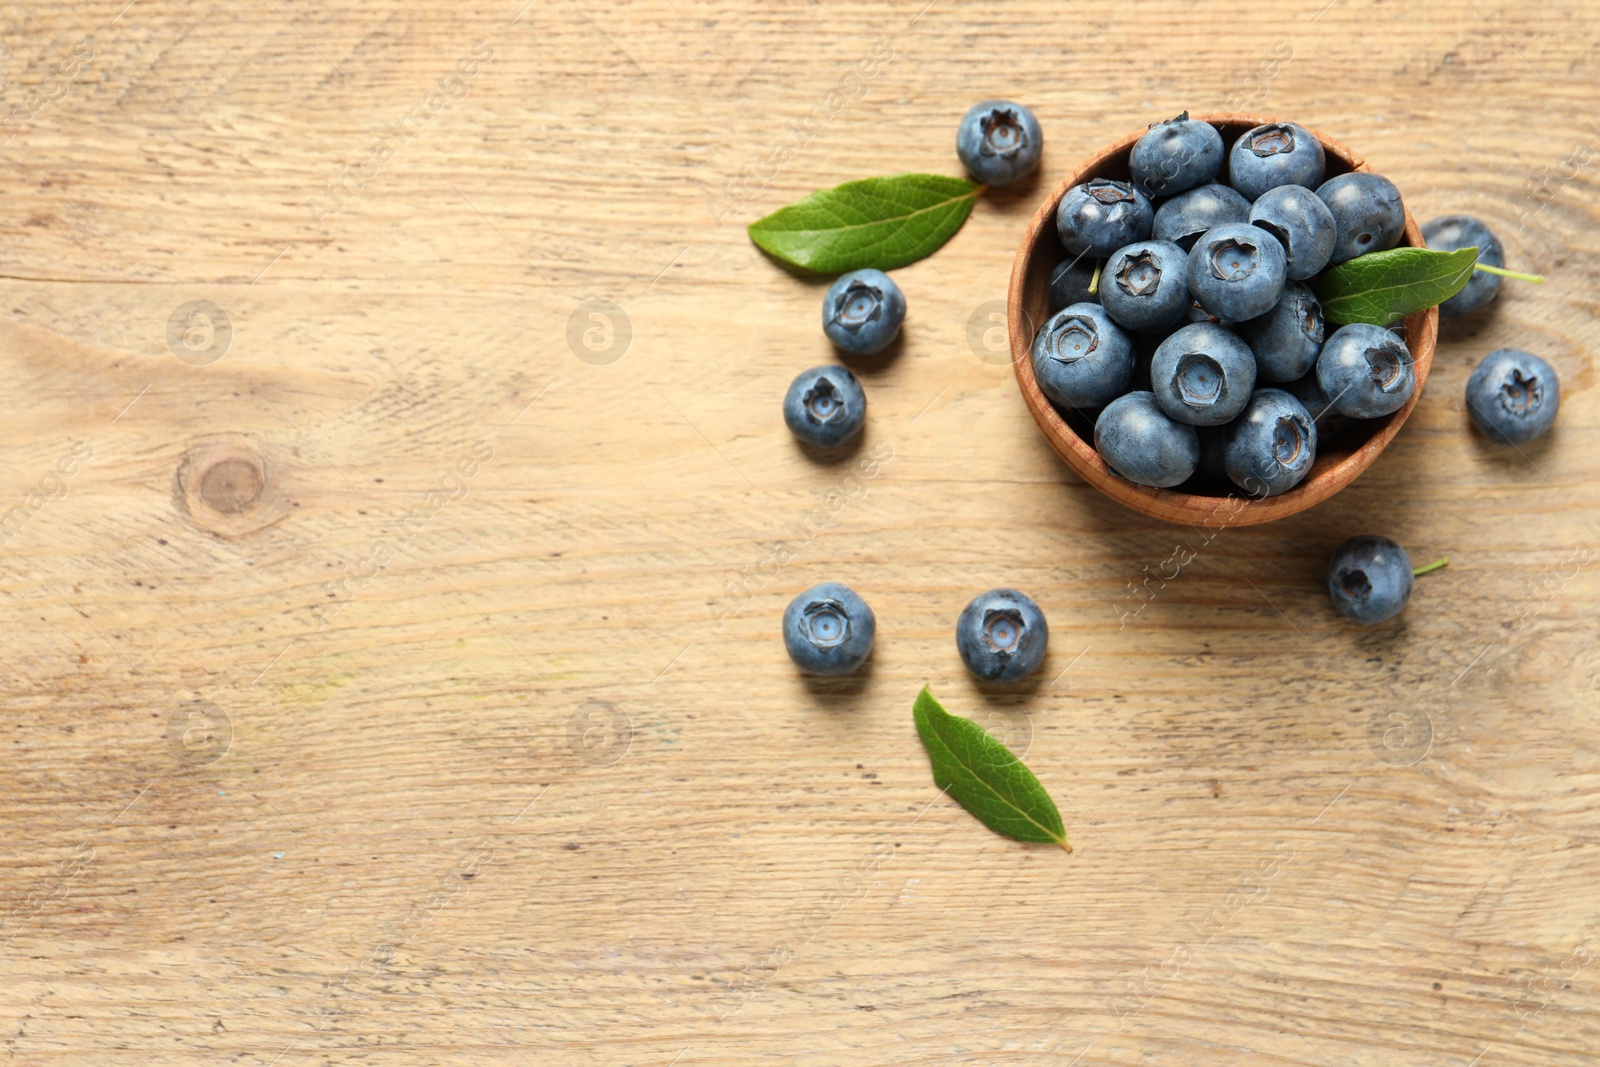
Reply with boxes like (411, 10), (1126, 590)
(2, 2), (1597, 1063)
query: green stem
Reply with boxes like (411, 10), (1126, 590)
(1474, 264), (1544, 284)
(1088, 259), (1103, 296)
(1413, 557), (1450, 577)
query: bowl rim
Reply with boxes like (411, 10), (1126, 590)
(1008, 112), (1438, 526)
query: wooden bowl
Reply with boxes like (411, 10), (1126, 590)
(1009, 114), (1436, 526)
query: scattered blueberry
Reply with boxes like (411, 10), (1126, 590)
(1100, 240), (1191, 334)
(1222, 388), (1317, 496)
(784, 365), (867, 449)
(955, 588), (1049, 683)
(1153, 182), (1252, 252)
(1149, 322), (1257, 426)
(1316, 323), (1415, 418)
(1237, 282), (1325, 382)
(1249, 185), (1336, 280)
(782, 582), (876, 675)
(956, 100), (1043, 187)
(1316, 172), (1405, 265)
(1465, 347), (1560, 444)
(1228, 122), (1326, 200)
(1031, 302), (1136, 409)
(1094, 391), (1200, 488)
(1048, 257), (1099, 312)
(822, 269), (905, 355)
(1130, 111), (1224, 197)
(1186, 222), (1288, 323)
(1423, 215), (1505, 316)
(1056, 179), (1155, 258)
(1326, 536), (1413, 624)
(1185, 298), (1223, 325)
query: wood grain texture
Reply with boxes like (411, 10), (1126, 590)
(0, 2), (1597, 1064)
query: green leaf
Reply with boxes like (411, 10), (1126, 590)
(747, 173), (983, 273)
(1314, 246), (1479, 326)
(912, 687), (1071, 851)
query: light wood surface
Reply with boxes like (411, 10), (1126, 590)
(1, 2), (1597, 1064)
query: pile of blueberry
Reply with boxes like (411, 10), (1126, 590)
(1039, 113), (1423, 496)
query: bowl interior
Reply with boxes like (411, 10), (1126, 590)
(1009, 114), (1436, 526)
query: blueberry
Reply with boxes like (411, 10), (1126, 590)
(1283, 370), (1355, 439)
(822, 269), (905, 355)
(1130, 111), (1223, 197)
(1094, 391), (1200, 488)
(1423, 215), (1505, 316)
(1149, 322), (1256, 426)
(1249, 185), (1336, 280)
(956, 100), (1043, 188)
(1316, 172), (1405, 265)
(1228, 122), (1326, 200)
(1222, 388), (1316, 496)
(1100, 240), (1191, 334)
(1056, 179), (1154, 258)
(1186, 222), (1287, 323)
(955, 588), (1048, 683)
(1237, 282), (1324, 382)
(784, 366), (867, 449)
(1465, 347), (1560, 444)
(782, 582), (876, 676)
(1031, 302), (1135, 409)
(1152, 182), (1252, 252)
(1316, 323), (1415, 418)
(1185, 298), (1222, 325)
(1326, 536), (1413, 624)
(1048, 257), (1099, 312)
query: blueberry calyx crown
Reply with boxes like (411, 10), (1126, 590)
(1339, 567), (1373, 600)
(1175, 353), (1224, 405)
(1500, 368), (1542, 415)
(1209, 238), (1259, 281)
(1116, 253), (1162, 297)
(1272, 414), (1309, 467)
(803, 377), (845, 422)
(1149, 110), (1190, 130)
(1296, 292), (1325, 342)
(1363, 343), (1409, 390)
(979, 108), (1027, 158)
(1086, 179), (1137, 205)
(981, 609), (1024, 654)
(1046, 314), (1100, 363)
(801, 600), (850, 649)
(1247, 124), (1297, 157)
(831, 282), (883, 333)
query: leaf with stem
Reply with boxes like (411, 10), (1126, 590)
(912, 687), (1070, 851)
